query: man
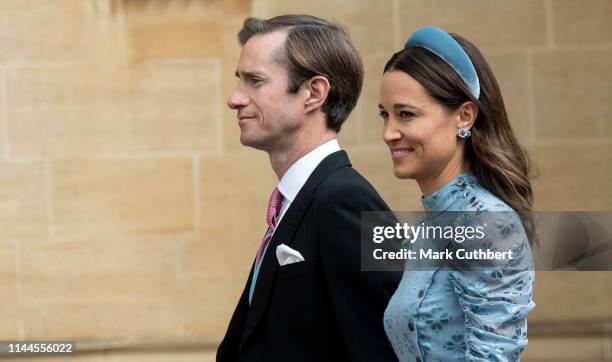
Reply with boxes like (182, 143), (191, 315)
(217, 15), (400, 362)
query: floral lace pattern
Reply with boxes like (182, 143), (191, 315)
(384, 172), (535, 361)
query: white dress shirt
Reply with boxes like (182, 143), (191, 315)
(275, 139), (341, 224)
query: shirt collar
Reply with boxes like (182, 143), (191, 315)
(421, 171), (478, 211)
(277, 139), (341, 203)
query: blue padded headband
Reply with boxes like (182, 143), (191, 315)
(404, 26), (480, 99)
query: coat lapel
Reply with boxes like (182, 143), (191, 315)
(239, 150), (351, 348)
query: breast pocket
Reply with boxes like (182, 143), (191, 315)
(277, 261), (314, 279)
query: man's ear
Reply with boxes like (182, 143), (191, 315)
(303, 76), (330, 114)
(455, 101), (478, 130)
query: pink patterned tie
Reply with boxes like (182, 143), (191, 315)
(255, 187), (284, 264)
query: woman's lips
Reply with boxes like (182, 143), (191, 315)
(390, 147), (416, 160)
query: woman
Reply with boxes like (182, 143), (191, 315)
(380, 26), (535, 361)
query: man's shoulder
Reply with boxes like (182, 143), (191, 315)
(318, 164), (371, 191)
(314, 165), (387, 206)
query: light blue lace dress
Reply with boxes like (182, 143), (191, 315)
(384, 172), (535, 361)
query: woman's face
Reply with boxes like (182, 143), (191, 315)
(379, 70), (463, 181)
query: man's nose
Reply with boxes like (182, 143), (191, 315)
(227, 87), (249, 110)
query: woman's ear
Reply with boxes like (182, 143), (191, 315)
(455, 101), (478, 130)
(303, 75), (331, 114)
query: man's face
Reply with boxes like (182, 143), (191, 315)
(227, 30), (304, 152)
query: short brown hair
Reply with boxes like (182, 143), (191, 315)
(238, 15), (363, 132)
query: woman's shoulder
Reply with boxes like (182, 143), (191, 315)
(452, 174), (530, 245)
(456, 174), (532, 259)
(457, 173), (513, 212)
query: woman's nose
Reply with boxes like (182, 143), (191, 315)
(383, 120), (402, 144)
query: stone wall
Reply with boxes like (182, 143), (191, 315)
(1, 0), (610, 360)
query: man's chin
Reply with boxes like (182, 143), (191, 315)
(239, 134), (267, 151)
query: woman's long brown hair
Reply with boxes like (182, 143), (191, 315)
(384, 34), (537, 245)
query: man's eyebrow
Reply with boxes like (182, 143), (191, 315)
(235, 70), (266, 78)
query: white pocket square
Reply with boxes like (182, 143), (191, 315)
(276, 244), (305, 266)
